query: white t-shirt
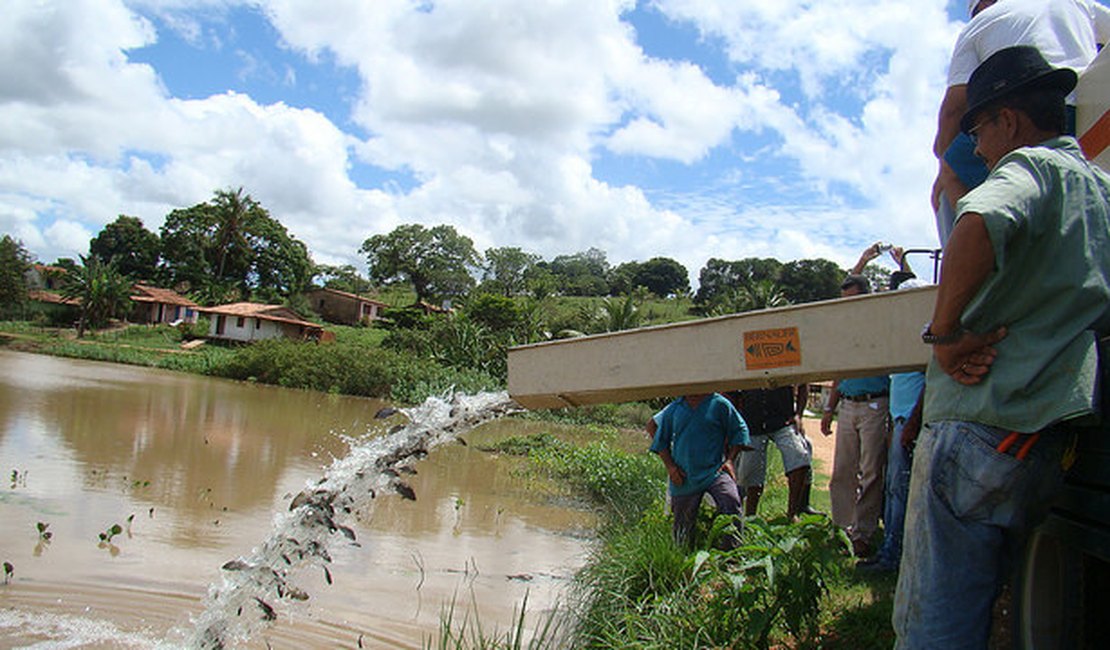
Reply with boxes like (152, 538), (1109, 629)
(947, 0), (1110, 92)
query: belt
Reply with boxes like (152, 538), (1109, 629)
(842, 392), (888, 402)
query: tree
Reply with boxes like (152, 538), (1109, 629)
(634, 257), (690, 298)
(158, 188), (314, 302)
(360, 224), (480, 304)
(88, 215), (160, 281)
(778, 259), (843, 304)
(548, 248), (611, 296)
(694, 257), (782, 306)
(62, 255), (133, 337)
(0, 235), (33, 312)
(484, 246), (541, 297)
(314, 264), (375, 295)
(607, 261), (640, 296)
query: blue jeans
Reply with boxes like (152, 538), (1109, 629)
(893, 421), (1069, 650)
(873, 418), (912, 568)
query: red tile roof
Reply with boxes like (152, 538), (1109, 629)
(130, 284), (199, 307)
(307, 287), (388, 306)
(197, 302), (322, 329)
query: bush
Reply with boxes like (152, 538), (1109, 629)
(207, 338), (500, 403)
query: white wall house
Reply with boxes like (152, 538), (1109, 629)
(199, 303), (324, 343)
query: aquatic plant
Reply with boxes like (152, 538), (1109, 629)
(3, 561), (12, 584)
(98, 523), (123, 543)
(36, 522), (52, 541)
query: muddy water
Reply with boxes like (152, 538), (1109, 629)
(0, 350), (595, 648)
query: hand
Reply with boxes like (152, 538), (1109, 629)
(820, 411), (834, 436)
(720, 458), (736, 482)
(666, 464), (686, 487)
(933, 326), (1008, 385)
(890, 246), (905, 267)
(901, 411), (922, 449)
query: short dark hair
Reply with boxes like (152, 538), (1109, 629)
(889, 270), (917, 291)
(986, 87), (1068, 134)
(841, 274), (871, 294)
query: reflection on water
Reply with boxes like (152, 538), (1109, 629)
(0, 350), (594, 648)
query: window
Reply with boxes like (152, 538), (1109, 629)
(236, 317), (245, 328)
(255, 319), (262, 329)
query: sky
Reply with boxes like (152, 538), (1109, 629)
(0, 0), (1054, 284)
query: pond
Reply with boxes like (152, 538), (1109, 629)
(0, 350), (595, 648)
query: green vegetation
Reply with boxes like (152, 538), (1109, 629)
(451, 427), (891, 650)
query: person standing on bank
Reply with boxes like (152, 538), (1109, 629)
(821, 273), (891, 559)
(729, 386), (816, 519)
(649, 393), (751, 549)
(894, 46), (1110, 648)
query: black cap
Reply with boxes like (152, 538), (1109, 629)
(960, 45), (1077, 134)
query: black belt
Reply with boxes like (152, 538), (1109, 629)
(842, 392), (888, 402)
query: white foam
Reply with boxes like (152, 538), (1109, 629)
(183, 391), (521, 649)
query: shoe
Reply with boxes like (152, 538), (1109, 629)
(800, 505), (826, 516)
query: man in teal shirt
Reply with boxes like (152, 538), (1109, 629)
(894, 46), (1110, 649)
(650, 393), (750, 548)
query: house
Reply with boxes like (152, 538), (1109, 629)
(305, 287), (388, 326)
(25, 264), (67, 291)
(198, 302), (324, 343)
(130, 284), (200, 325)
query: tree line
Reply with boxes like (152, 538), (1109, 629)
(2, 187), (850, 321)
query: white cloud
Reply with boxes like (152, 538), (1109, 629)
(0, 0), (966, 284)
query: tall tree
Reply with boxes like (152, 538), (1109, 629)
(548, 247), (611, 296)
(158, 188), (313, 302)
(484, 246), (541, 297)
(89, 215), (160, 281)
(633, 257), (690, 298)
(314, 264), (375, 295)
(0, 235), (33, 311)
(778, 259), (843, 304)
(361, 224), (480, 304)
(62, 255), (133, 338)
(694, 257), (782, 306)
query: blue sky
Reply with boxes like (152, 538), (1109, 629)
(2, 0), (1083, 285)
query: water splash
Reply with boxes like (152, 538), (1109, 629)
(186, 391), (522, 649)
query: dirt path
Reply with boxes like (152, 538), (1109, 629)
(801, 415), (835, 489)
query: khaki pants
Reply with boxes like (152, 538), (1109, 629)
(829, 397), (889, 543)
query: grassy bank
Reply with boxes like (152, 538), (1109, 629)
(0, 321), (500, 404)
(439, 425), (896, 650)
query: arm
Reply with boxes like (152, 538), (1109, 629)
(901, 389), (925, 449)
(794, 384), (809, 436)
(851, 243), (882, 274)
(820, 383), (841, 436)
(934, 85), (968, 158)
(655, 448), (686, 486)
(929, 213), (1007, 383)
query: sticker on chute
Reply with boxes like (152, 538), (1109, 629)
(743, 327), (801, 370)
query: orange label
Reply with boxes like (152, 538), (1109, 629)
(743, 327), (801, 370)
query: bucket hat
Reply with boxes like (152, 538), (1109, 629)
(959, 45), (1077, 134)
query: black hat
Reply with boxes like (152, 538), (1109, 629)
(959, 45), (1077, 134)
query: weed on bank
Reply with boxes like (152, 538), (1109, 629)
(467, 432), (851, 650)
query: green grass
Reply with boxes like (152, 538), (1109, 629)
(464, 426), (894, 650)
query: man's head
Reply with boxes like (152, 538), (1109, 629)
(969, 0), (998, 18)
(840, 274), (871, 297)
(960, 46), (1076, 168)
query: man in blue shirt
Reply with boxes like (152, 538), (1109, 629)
(650, 393), (750, 548)
(820, 273), (891, 558)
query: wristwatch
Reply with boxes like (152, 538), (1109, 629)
(921, 322), (965, 345)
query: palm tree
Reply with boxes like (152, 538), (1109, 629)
(211, 188), (255, 283)
(62, 256), (133, 338)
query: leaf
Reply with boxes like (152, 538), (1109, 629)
(691, 550), (710, 576)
